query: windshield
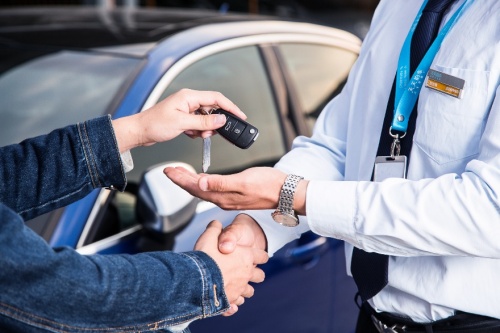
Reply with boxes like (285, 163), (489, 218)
(0, 49), (141, 146)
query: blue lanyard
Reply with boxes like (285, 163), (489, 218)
(391, 0), (473, 133)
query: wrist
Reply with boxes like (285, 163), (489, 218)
(271, 174), (304, 227)
(293, 180), (309, 216)
(112, 114), (143, 153)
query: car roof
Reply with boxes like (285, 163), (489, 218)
(0, 6), (361, 59)
(0, 6), (274, 51)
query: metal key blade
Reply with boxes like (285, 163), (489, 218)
(202, 136), (211, 173)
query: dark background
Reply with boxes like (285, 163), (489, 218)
(1, 0), (378, 11)
(0, 0), (379, 39)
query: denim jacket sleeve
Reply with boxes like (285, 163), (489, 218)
(0, 115), (230, 332)
(0, 115), (126, 220)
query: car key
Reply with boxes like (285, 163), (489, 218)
(195, 108), (212, 173)
(202, 136), (211, 173)
(212, 109), (259, 149)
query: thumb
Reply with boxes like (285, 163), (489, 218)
(184, 113), (227, 131)
(194, 220), (222, 250)
(218, 227), (239, 254)
(199, 174), (231, 192)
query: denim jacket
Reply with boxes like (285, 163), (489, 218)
(0, 115), (229, 332)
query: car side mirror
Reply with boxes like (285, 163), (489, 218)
(136, 162), (199, 235)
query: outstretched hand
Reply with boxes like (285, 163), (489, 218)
(164, 166), (287, 211)
(195, 220), (268, 316)
(165, 166), (309, 215)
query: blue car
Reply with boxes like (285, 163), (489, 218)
(0, 6), (362, 332)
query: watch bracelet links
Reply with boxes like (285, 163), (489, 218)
(278, 174), (304, 214)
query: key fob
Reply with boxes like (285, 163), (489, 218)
(213, 109), (259, 149)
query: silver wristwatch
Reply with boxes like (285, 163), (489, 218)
(271, 174), (304, 227)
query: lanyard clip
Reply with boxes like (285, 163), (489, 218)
(389, 126), (406, 159)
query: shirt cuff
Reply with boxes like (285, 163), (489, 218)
(244, 210), (310, 256)
(306, 180), (359, 247)
(120, 150), (134, 173)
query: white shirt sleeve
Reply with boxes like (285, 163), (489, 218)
(120, 150), (134, 173)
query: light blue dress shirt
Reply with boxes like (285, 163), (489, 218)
(248, 0), (500, 323)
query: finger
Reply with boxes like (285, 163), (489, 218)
(253, 249), (269, 265)
(193, 220), (222, 250)
(179, 89), (245, 119)
(234, 296), (245, 306)
(205, 220), (223, 233)
(184, 90), (246, 119)
(200, 130), (217, 139)
(198, 173), (245, 194)
(250, 267), (266, 284)
(199, 174), (232, 192)
(222, 304), (239, 317)
(181, 113), (227, 132)
(164, 166), (200, 192)
(164, 166), (196, 180)
(195, 105), (215, 115)
(241, 284), (255, 298)
(184, 129), (209, 138)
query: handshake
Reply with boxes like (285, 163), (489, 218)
(194, 214), (269, 316)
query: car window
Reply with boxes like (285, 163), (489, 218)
(126, 45), (286, 184)
(0, 50), (140, 147)
(278, 43), (358, 131)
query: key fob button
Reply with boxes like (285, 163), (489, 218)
(228, 122), (246, 141)
(237, 126), (258, 148)
(221, 118), (236, 135)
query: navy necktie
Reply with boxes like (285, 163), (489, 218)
(351, 0), (456, 302)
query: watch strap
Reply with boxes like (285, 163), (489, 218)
(277, 174), (303, 215)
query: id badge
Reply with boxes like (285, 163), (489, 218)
(374, 156), (407, 182)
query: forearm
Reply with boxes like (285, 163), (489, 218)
(0, 206), (229, 330)
(0, 115), (125, 220)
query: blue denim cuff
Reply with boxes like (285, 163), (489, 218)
(77, 115), (127, 191)
(184, 251), (230, 317)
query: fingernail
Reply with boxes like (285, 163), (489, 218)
(185, 130), (194, 136)
(220, 242), (234, 251)
(214, 114), (226, 126)
(199, 177), (208, 191)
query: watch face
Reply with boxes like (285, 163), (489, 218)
(272, 211), (299, 227)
